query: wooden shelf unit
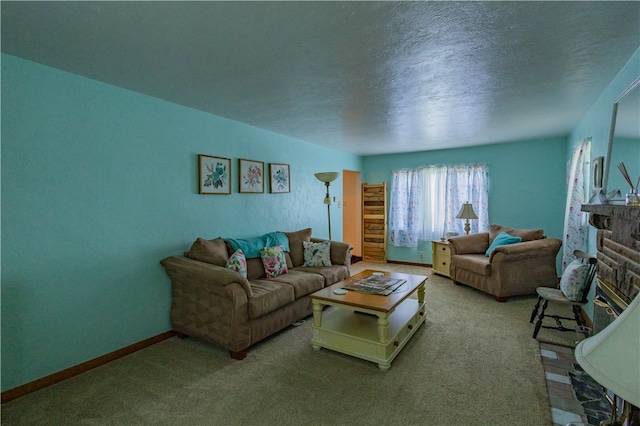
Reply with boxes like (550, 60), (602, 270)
(362, 183), (387, 263)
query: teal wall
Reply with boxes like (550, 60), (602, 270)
(1, 54), (361, 391)
(3, 44), (638, 392)
(571, 47), (640, 186)
(362, 138), (568, 265)
(569, 46), (640, 319)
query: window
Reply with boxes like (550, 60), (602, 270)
(389, 164), (489, 247)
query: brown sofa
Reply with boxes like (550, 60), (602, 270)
(448, 225), (562, 302)
(160, 228), (352, 359)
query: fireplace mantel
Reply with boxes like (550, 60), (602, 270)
(581, 204), (640, 245)
(581, 204), (640, 221)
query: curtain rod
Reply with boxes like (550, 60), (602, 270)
(392, 163), (489, 173)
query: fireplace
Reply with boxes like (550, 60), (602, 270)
(582, 204), (639, 424)
(594, 278), (630, 333)
(582, 204), (639, 331)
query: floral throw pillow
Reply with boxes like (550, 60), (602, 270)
(260, 245), (288, 278)
(559, 259), (590, 302)
(225, 249), (247, 278)
(303, 240), (332, 267)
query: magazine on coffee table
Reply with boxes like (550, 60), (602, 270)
(341, 274), (406, 295)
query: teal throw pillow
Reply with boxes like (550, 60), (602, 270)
(485, 232), (522, 257)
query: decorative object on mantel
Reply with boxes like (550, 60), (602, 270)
(589, 156), (608, 204)
(198, 154), (231, 194)
(314, 172), (339, 240)
(617, 162), (640, 206)
(456, 202), (478, 235)
(574, 293), (639, 426)
(239, 158), (264, 193)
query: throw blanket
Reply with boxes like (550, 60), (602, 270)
(225, 232), (290, 258)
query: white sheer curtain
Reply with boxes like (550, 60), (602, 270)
(388, 169), (421, 247)
(418, 166), (448, 241)
(445, 164), (490, 236)
(389, 164), (489, 246)
(562, 138), (591, 270)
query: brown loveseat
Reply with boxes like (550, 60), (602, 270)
(160, 228), (352, 359)
(448, 225), (562, 302)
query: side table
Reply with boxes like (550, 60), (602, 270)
(431, 240), (451, 278)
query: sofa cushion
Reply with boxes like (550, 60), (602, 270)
(266, 270), (325, 298)
(303, 240), (332, 266)
(453, 254), (492, 276)
(489, 224), (544, 243)
(246, 257), (267, 280)
(247, 280), (295, 319)
(260, 245), (288, 278)
(281, 228), (312, 267)
(284, 253), (294, 270)
(291, 265), (349, 286)
(225, 249), (247, 278)
(187, 237), (229, 266)
(485, 232), (522, 257)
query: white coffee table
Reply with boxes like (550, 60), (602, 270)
(309, 269), (427, 371)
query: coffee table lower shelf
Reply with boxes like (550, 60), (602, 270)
(311, 298), (426, 371)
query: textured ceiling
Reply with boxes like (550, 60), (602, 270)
(2, 1), (639, 155)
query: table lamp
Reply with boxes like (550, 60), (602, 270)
(456, 202), (478, 235)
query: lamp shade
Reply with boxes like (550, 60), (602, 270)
(575, 293), (640, 406)
(314, 172), (339, 183)
(456, 203), (478, 220)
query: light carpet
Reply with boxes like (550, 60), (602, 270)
(2, 262), (576, 425)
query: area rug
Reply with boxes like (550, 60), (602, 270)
(2, 263), (560, 425)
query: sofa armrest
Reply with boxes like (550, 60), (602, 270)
(310, 238), (353, 266)
(489, 238), (562, 263)
(448, 233), (490, 255)
(160, 255), (252, 298)
(160, 255), (253, 353)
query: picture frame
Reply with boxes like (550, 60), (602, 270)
(198, 154), (231, 194)
(269, 163), (290, 193)
(239, 158), (264, 193)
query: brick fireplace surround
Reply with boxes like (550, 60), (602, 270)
(580, 204), (639, 424)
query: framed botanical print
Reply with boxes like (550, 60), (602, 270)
(239, 158), (264, 193)
(269, 163), (290, 193)
(198, 154), (231, 194)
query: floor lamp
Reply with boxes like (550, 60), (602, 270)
(314, 172), (339, 240)
(456, 202), (478, 235)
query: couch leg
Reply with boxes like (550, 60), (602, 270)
(230, 350), (246, 360)
(175, 332), (188, 339)
(495, 296), (508, 302)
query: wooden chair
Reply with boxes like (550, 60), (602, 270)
(529, 250), (597, 339)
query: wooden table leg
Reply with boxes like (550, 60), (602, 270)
(311, 301), (324, 351)
(312, 300), (323, 327)
(377, 313), (389, 342)
(418, 282), (425, 304)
